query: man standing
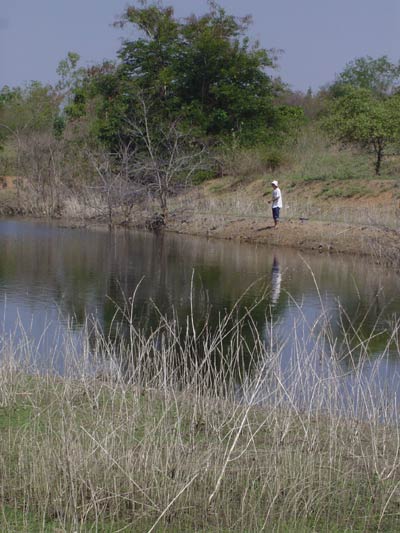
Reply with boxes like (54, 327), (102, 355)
(271, 180), (282, 228)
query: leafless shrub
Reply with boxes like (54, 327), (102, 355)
(84, 142), (146, 226)
(12, 131), (66, 215)
(125, 95), (208, 218)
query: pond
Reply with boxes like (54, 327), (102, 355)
(0, 218), (399, 404)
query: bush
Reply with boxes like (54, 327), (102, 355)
(191, 169), (218, 185)
(218, 144), (287, 178)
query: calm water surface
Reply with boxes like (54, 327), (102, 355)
(0, 218), (399, 396)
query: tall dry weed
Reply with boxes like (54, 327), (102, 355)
(0, 301), (400, 531)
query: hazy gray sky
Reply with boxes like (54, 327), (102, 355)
(1, 0), (400, 92)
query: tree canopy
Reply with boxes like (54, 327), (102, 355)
(328, 56), (400, 98)
(67, 1), (294, 149)
(323, 87), (400, 174)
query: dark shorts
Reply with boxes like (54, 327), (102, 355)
(272, 207), (280, 221)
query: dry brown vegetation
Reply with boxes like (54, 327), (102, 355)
(1, 126), (400, 267)
(1, 305), (400, 532)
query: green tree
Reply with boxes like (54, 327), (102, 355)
(56, 52), (83, 94)
(323, 87), (400, 174)
(0, 82), (61, 178)
(0, 82), (60, 139)
(72, 1), (285, 147)
(62, 2), (303, 216)
(328, 55), (400, 97)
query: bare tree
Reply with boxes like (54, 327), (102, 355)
(126, 96), (208, 219)
(86, 142), (144, 227)
(14, 131), (66, 215)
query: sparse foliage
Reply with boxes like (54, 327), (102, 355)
(125, 94), (208, 216)
(328, 55), (400, 97)
(86, 143), (141, 225)
(323, 88), (400, 174)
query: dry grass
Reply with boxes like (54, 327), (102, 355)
(170, 183), (400, 231)
(1, 300), (400, 532)
(167, 125), (400, 229)
(3, 124), (399, 234)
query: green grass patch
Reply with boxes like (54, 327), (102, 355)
(0, 506), (57, 533)
(0, 405), (33, 430)
(317, 183), (373, 199)
(192, 169), (217, 185)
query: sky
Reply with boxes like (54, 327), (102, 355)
(1, 0), (400, 93)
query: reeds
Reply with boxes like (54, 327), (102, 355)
(1, 303), (400, 531)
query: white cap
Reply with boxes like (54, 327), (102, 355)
(271, 180), (278, 187)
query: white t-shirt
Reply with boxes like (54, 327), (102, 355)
(272, 187), (282, 208)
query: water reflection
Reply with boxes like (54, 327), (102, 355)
(270, 256), (282, 306)
(0, 219), (399, 389)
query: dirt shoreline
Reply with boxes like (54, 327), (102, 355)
(1, 177), (399, 267)
(4, 208), (399, 268)
(165, 210), (400, 268)
(161, 176), (400, 267)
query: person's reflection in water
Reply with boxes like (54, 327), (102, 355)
(271, 256), (282, 306)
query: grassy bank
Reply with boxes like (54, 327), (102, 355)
(1, 308), (400, 532)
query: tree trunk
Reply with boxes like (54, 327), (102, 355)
(375, 142), (384, 175)
(159, 188), (168, 221)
